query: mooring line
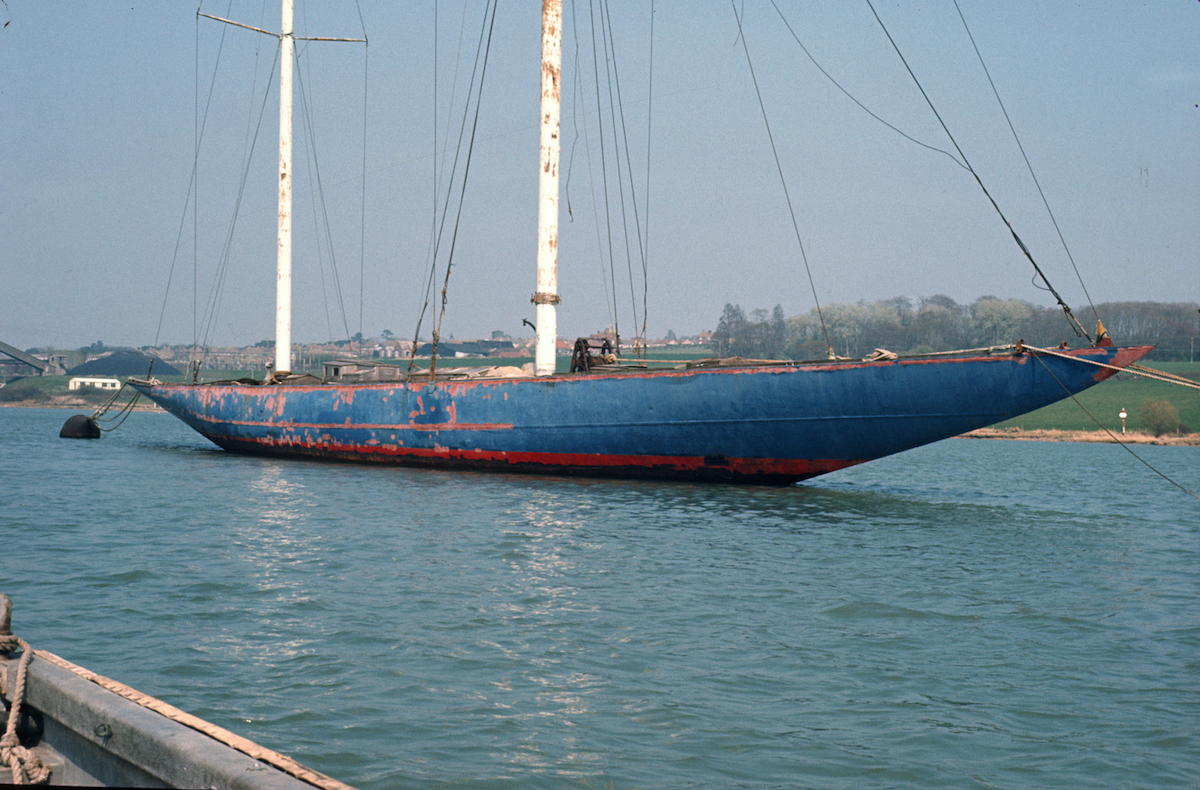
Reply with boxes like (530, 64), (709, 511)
(1028, 352), (1198, 501)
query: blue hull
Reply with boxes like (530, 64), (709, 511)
(129, 345), (1149, 485)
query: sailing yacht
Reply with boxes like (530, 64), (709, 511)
(129, 1), (1151, 484)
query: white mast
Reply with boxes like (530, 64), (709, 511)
(274, 0), (294, 377)
(534, 0), (562, 377)
(196, 2), (364, 380)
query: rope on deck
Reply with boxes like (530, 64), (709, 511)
(1026, 346), (1200, 391)
(0, 596), (52, 785)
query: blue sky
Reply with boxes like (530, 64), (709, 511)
(2, 1), (1196, 352)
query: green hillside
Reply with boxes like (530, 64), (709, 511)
(992, 361), (1199, 434)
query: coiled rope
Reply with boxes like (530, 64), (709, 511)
(0, 596), (51, 785)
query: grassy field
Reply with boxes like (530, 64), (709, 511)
(0, 375), (120, 404)
(991, 361), (1199, 434)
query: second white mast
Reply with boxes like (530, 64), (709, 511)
(534, 0), (563, 377)
(275, 0), (294, 377)
(197, 3), (366, 379)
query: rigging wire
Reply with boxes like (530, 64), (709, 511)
(764, 0), (967, 171)
(565, 0), (618, 338)
(730, 2), (833, 358)
(563, 2), (581, 223)
(411, 0), (476, 370)
(191, 10), (204, 364)
(172, 6), (280, 375)
(154, 5), (233, 367)
(641, 0), (654, 353)
(409, 1), (446, 372)
(1029, 352), (1199, 501)
(950, 0), (1101, 327)
(428, 0), (500, 377)
(294, 1), (339, 352)
(408, 0), (441, 370)
(296, 33), (375, 352)
(167, 6), (368, 376)
(863, 0), (1093, 344)
(587, 0), (623, 349)
(291, 1), (370, 356)
(599, 0), (635, 349)
(598, 0), (649, 357)
(198, 43), (280, 370)
(433, 5), (472, 293)
(295, 42), (353, 348)
(408, 0), (488, 373)
(191, 2), (280, 374)
(574, 0), (654, 356)
(354, 1), (370, 353)
(356, 17), (368, 346)
(295, 47), (337, 345)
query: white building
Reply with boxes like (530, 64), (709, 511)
(69, 377), (121, 391)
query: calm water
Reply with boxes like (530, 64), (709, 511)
(2, 406), (1197, 789)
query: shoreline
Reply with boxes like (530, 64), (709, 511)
(0, 398), (164, 412)
(960, 428), (1200, 446)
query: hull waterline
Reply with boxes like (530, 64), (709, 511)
(129, 345), (1151, 485)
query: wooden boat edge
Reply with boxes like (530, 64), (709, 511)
(1, 646), (355, 789)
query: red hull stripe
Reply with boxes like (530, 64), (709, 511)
(198, 418), (514, 432)
(213, 433), (858, 480)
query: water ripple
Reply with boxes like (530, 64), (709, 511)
(2, 408), (1196, 789)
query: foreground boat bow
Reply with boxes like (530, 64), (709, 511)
(0, 595), (354, 789)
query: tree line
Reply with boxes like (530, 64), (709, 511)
(711, 297), (1200, 361)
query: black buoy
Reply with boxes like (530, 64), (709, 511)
(60, 414), (101, 439)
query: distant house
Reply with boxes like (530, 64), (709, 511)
(370, 340), (413, 358)
(69, 377), (121, 391)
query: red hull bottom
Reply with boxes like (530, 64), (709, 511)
(207, 433), (860, 486)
